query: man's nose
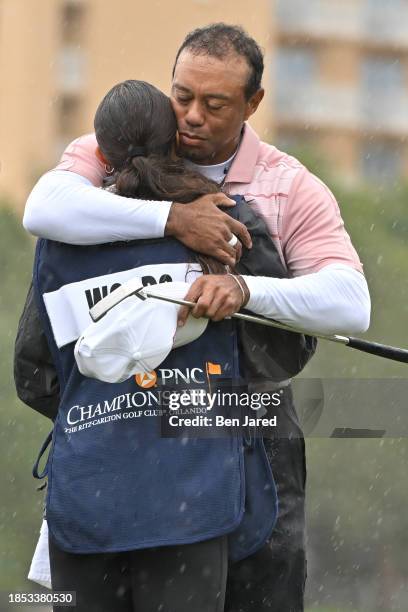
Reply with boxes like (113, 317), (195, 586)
(185, 101), (205, 127)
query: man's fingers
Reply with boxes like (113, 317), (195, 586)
(234, 241), (242, 263)
(177, 275), (246, 325)
(168, 193), (252, 264)
(228, 218), (252, 249)
(191, 287), (219, 319)
(211, 194), (252, 249)
(212, 193), (236, 208)
(191, 297), (209, 319)
(177, 304), (190, 327)
(177, 281), (204, 326)
(204, 291), (227, 320)
(213, 246), (237, 267)
(180, 281), (219, 321)
(192, 283), (242, 321)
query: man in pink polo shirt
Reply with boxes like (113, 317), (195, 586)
(23, 23), (370, 612)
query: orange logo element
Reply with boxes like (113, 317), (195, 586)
(206, 362), (222, 375)
(135, 371), (157, 388)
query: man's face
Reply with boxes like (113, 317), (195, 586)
(171, 49), (263, 165)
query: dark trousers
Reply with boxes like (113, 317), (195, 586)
(225, 438), (306, 611)
(224, 386), (307, 611)
(50, 388), (306, 612)
(49, 534), (228, 612)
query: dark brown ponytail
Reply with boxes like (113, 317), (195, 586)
(115, 154), (219, 203)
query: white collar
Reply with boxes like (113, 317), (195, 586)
(185, 150), (238, 185)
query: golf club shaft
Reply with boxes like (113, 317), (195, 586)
(144, 290), (408, 364)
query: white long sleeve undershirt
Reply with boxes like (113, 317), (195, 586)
(23, 171), (171, 244)
(23, 170), (370, 336)
(243, 264), (370, 335)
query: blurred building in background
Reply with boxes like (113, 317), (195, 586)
(1, 0), (408, 209)
(274, 0), (408, 185)
(0, 0), (273, 209)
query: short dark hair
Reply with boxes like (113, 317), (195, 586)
(173, 23), (264, 100)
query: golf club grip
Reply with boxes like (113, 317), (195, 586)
(347, 337), (408, 363)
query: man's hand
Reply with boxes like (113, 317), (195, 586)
(178, 274), (250, 325)
(165, 194), (252, 267)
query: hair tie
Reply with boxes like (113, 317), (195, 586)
(127, 145), (146, 159)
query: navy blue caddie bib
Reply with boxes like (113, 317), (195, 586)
(32, 199), (277, 561)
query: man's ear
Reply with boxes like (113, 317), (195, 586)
(244, 88), (264, 120)
(96, 146), (109, 166)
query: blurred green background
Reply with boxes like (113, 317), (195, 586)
(0, 156), (407, 610)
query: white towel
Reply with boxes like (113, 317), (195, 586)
(28, 519), (51, 589)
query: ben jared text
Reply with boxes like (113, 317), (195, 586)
(168, 414), (277, 427)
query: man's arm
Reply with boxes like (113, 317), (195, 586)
(177, 265), (370, 335)
(239, 169), (371, 333)
(23, 134), (251, 266)
(24, 171), (172, 244)
(242, 264), (370, 334)
(179, 169), (371, 335)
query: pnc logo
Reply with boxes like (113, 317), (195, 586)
(134, 363), (222, 388)
(135, 371), (157, 389)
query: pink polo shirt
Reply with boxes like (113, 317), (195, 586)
(224, 124), (363, 276)
(56, 125), (363, 277)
